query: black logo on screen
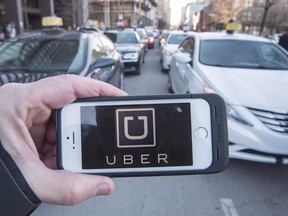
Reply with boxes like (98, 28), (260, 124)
(116, 108), (156, 148)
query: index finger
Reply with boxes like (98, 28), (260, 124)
(29, 74), (128, 109)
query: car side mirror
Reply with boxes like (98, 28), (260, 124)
(174, 52), (192, 64)
(91, 58), (115, 70)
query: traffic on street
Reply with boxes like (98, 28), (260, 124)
(0, 0), (288, 216)
(32, 38), (288, 216)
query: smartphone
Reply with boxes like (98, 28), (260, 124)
(57, 94), (228, 177)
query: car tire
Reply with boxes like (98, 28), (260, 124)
(168, 75), (174, 93)
(162, 64), (168, 72)
(136, 64), (141, 75)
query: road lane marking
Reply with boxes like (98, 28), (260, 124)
(220, 198), (239, 216)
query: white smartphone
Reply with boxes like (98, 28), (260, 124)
(57, 94), (228, 177)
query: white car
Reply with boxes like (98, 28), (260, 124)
(169, 31), (288, 164)
(160, 31), (191, 71)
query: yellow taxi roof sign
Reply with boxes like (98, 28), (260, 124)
(226, 22), (242, 31)
(42, 16), (63, 27)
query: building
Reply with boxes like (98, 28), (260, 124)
(89, 0), (158, 29)
(157, 0), (170, 29)
(0, 0), (169, 37)
(0, 0), (55, 35)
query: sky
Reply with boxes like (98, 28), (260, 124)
(170, 0), (194, 25)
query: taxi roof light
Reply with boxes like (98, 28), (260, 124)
(226, 20), (242, 34)
(42, 16), (63, 27)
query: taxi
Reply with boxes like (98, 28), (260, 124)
(0, 17), (124, 89)
(168, 25), (288, 164)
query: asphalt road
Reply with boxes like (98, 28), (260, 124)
(33, 41), (288, 216)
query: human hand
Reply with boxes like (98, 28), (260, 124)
(0, 75), (127, 205)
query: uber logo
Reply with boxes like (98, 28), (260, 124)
(116, 108), (156, 148)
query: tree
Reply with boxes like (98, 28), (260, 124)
(259, 0), (279, 36)
(208, 0), (234, 24)
(266, 0), (288, 33)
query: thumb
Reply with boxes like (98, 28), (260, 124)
(29, 167), (115, 206)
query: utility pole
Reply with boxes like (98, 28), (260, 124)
(259, 0), (278, 36)
(105, 0), (110, 28)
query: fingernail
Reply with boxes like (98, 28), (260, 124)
(95, 184), (110, 196)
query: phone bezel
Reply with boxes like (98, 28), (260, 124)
(59, 97), (213, 174)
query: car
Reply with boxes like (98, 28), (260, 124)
(160, 31), (191, 71)
(168, 31), (288, 164)
(105, 30), (144, 74)
(146, 31), (155, 49)
(0, 27), (124, 89)
(136, 28), (148, 52)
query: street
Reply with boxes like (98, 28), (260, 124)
(32, 42), (288, 216)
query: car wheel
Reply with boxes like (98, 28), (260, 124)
(136, 64), (141, 75)
(168, 75), (174, 93)
(162, 65), (168, 72)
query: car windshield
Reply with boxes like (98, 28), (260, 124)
(0, 37), (87, 72)
(199, 40), (288, 70)
(147, 32), (153, 37)
(114, 32), (137, 44)
(167, 34), (187, 44)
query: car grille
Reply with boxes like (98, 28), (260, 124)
(248, 108), (288, 134)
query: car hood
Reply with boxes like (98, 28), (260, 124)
(0, 71), (66, 86)
(115, 44), (140, 52)
(199, 65), (288, 110)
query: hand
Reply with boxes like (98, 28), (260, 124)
(0, 75), (127, 205)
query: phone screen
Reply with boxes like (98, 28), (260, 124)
(80, 103), (193, 169)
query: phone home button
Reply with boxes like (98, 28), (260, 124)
(194, 127), (208, 140)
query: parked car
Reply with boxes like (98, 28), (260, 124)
(105, 30), (144, 74)
(160, 31), (191, 71)
(0, 27), (124, 89)
(168, 31), (288, 164)
(146, 31), (155, 49)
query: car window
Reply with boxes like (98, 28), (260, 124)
(179, 39), (190, 52)
(199, 40), (288, 69)
(99, 35), (115, 54)
(260, 44), (288, 66)
(185, 38), (194, 55)
(147, 32), (153, 37)
(0, 38), (86, 72)
(167, 34), (187, 44)
(179, 38), (194, 57)
(0, 42), (23, 64)
(116, 32), (138, 44)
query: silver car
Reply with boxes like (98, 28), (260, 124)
(169, 31), (288, 164)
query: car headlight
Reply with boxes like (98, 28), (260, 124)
(202, 85), (252, 126)
(124, 52), (139, 59)
(226, 104), (253, 127)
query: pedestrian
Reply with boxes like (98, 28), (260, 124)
(0, 75), (127, 215)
